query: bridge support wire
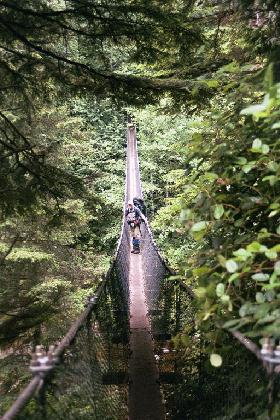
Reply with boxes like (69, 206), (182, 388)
(3, 123), (276, 420)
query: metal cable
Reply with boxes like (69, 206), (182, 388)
(3, 125), (278, 420)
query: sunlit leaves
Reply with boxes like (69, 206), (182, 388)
(242, 161), (256, 173)
(251, 273), (269, 282)
(225, 260), (238, 273)
(262, 175), (279, 186)
(240, 94), (273, 120)
(251, 138), (270, 154)
(191, 221), (208, 231)
(134, 53), (280, 365)
(274, 261), (280, 275)
(190, 221), (210, 240)
(233, 248), (252, 261)
(246, 241), (267, 253)
(177, 73), (280, 342)
(210, 353), (223, 367)
(214, 204), (224, 220)
(216, 283), (225, 297)
(256, 292), (265, 303)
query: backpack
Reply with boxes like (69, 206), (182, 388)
(133, 197), (146, 216)
(126, 208), (141, 226)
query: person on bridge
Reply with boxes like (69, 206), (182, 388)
(125, 200), (142, 254)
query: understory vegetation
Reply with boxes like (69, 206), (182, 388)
(135, 0), (280, 350)
(1, 0), (280, 418)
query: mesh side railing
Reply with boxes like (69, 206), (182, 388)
(140, 217), (195, 393)
(140, 219), (280, 419)
(161, 330), (280, 420)
(140, 218), (194, 337)
(2, 262), (130, 420)
(2, 127), (132, 420)
(114, 222), (130, 304)
(140, 221), (166, 316)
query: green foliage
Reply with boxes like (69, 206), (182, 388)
(177, 73), (280, 340)
(132, 5), (280, 416)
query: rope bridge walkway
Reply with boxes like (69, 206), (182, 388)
(1, 127), (280, 419)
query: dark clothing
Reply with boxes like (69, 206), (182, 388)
(132, 237), (140, 253)
(126, 205), (143, 253)
(133, 198), (146, 215)
(125, 206), (141, 225)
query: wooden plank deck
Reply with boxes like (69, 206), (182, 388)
(127, 127), (165, 420)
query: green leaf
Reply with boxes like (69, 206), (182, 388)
(256, 292), (265, 303)
(267, 161), (279, 172)
(246, 241), (261, 252)
(226, 259), (238, 273)
(192, 231), (207, 241)
(216, 283), (225, 297)
(236, 157), (247, 165)
(240, 94), (271, 118)
(210, 353), (223, 367)
(219, 61), (239, 74)
(269, 203), (280, 210)
(269, 210), (279, 218)
(274, 261), (280, 275)
(251, 272), (270, 282)
(180, 208), (193, 222)
(252, 138), (262, 149)
(192, 133), (203, 142)
(242, 162), (256, 173)
(262, 144), (270, 154)
(221, 294), (230, 304)
(268, 242), (279, 252)
(246, 241), (267, 253)
(228, 272), (239, 283)
(233, 248), (252, 261)
(192, 266), (212, 276)
(265, 250), (278, 260)
(239, 303), (252, 317)
(195, 287), (207, 298)
(218, 254), (226, 267)
(214, 204), (224, 220)
(204, 172), (218, 180)
(191, 221), (208, 232)
(223, 319), (240, 329)
(251, 139), (269, 154)
(258, 228), (271, 240)
(265, 290), (275, 302)
(263, 283), (280, 290)
(262, 175), (278, 186)
(270, 272), (278, 284)
(204, 79), (219, 88)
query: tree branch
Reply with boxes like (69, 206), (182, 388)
(0, 235), (19, 266)
(0, 1), (83, 17)
(230, 330), (273, 375)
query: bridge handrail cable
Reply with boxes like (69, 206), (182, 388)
(1, 129), (131, 420)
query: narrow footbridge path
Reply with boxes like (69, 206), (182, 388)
(127, 128), (165, 419)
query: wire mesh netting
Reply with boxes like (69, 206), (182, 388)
(1, 122), (134, 420)
(4, 125), (280, 420)
(11, 261), (130, 420)
(161, 332), (280, 420)
(115, 222), (130, 304)
(140, 216), (280, 419)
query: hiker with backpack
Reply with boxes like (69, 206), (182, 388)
(125, 199), (142, 254)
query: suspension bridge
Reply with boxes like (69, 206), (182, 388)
(1, 126), (279, 419)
